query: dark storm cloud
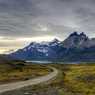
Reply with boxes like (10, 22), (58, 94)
(0, 0), (32, 11)
(0, 0), (95, 39)
(31, 0), (95, 37)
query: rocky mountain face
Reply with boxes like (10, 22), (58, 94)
(63, 32), (94, 48)
(9, 32), (95, 62)
(62, 32), (95, 61)
(10, 39), (65, 61)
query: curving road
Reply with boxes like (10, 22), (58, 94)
(0, 66), (58, 94)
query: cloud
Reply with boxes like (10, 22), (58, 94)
(0, 0), (95, 37)
(31, 0), (95, 35)
(0, 0), (95, 52)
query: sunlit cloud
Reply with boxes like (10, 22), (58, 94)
(18, 35), (59, 42)
(0, 0), (95, 54)
(0, 35), (60, 54)
(0, 47), (20, 54)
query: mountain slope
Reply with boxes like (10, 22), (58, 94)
(9, 32), (95, 62)
(61, 32), (95, 61)
(10, 39), (65, 61)
(63, 32), (95, 48)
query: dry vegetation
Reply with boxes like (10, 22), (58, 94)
(0, 61), (51, 84)
(1, 63), (95, 95)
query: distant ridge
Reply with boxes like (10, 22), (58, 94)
(9, 32), (95, 62)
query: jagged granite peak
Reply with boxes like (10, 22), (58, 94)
(9, 38), (63, 61)
(63, 32), (89, 48)
(49, 38), (61, 46)
(80, 32), (86, 36)
(52, 38), (60, 43)
(9, 32), (95, 62)
(69, 31), (79, 37)
(26, 38), (61, 48)
(79, 32), (88, 40)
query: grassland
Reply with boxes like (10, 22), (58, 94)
(0, 61), (51, 84)
(1, 63), (95, 95)
(53, 63), (95, 95)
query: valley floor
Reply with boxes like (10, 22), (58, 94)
(0, 61), (51, 84)
(1, 63), (95, 95)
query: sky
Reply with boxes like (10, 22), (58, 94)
(0, 0), (95, 53)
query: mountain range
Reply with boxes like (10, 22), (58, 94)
(9, 32), (95, 62)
